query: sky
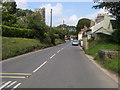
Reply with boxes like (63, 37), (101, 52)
(15, 0), (108, 26)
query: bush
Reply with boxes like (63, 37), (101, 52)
(1, 25), (35, 38)
(112, 29), (120, 44)
(96, 33), (113, 42)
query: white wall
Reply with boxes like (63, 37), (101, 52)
(78, 34), (82, 40)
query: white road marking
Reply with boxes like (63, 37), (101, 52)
(57, 50), (61, 53)
(61, 48), (64, 50)
(50, 54), (55, 59)
(6, 81), (17, 88)
(0, 81), (12, 89)
(0, 81), (5, 86)
(33, 61), (47, 73)
(12, 83), (21, 89)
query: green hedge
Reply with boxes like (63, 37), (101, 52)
(1, 25), (35, 38)
(2, 37), (53, 60)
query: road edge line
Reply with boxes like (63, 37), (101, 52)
(79, 45), (118, 84)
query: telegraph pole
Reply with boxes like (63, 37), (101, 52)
(50, 9), (52, 27)
(50, 9), (55, 45)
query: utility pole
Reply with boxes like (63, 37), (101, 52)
(50, 9), (52, 27)
(50, 9), (55, 45)
(63, 20), (64, 25)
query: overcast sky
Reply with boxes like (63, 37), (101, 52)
(15, 0), (108, 26)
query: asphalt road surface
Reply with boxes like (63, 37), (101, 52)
(0, 41), (118, 89)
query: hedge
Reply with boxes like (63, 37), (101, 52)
(1, 25), (35, 38)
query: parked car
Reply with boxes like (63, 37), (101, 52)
(72, 40), (79, 46)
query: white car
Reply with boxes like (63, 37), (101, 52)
(72, 40), (79, 46)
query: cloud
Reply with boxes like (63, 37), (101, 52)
(40, 3), (79, 26)
(40, 3), (63, 26)
(55, 14), (78, 26)
(15, 0), (28, 9)
(68, 14), (78, 26)
(40, 3), (63, 17)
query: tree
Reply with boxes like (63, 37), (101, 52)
(16, 8), (33, 17)
(76, 18), (91, 33)
(26, 11), (46, 40)
(2, 1), (17, 26)
(93, 1), (120, 21)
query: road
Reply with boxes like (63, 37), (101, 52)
(0, 41), (118, 89)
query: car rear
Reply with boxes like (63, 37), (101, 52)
(72, 40), (79, 46)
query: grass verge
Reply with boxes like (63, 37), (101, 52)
(2, 37), (64, 60)
(55, 39), (65, 45)
(85, 40), (120, 75)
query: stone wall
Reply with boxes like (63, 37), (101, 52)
(98, 49), (120, 60)
(82, 36), (88, 50)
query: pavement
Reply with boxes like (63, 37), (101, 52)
(0, 41), (118, 89)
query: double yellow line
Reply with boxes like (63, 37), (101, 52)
(0, 73), (31, 79)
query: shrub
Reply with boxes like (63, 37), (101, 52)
(112, 29), (120, 44)
(1, 25), (35, 38)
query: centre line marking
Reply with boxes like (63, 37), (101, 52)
(33, 61), (47, 73)
(57, 50), (60, 53)
(50, 54), (55, 59)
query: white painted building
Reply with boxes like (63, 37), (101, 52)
(78, 13), (115, 47)
(78, 31), (83, 46)
(90, 14), (113, 35)
(78, 32), (83, 41)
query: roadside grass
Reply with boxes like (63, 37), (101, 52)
(85, 40), (119, 58)
(55, 39), (65, 45)
(85, 40), (120, 75)
(2, 37), (64, 60)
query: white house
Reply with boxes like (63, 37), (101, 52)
(90, 14), (113, 35)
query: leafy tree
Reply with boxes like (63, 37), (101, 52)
(93, 1), (120, 21)
(2, 1), (17, 26)
(76, 18), (91, 33)
(26, 11), (46, 40)
(57, 24), (76, 38)
(67, 26), (76, 35)
(16, 8), (33, 17)
(57, 24), (68, 29)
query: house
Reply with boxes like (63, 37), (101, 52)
(78, 31), (83, 46)
(78, 26), (90, 46)
(79, 13), (114, 41)
(90, 14), (114, 36)
(78, 19), (95, 42)
(78, 13), (116, 50)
